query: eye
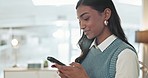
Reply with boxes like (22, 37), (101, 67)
(84, 17), (89, 21)
(81, 14), (89, 21)
(83, 17), (89, 21)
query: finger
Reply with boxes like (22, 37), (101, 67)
(52, 64), (63, 69)
(70, 62), (80, 66)
(57, 70), (68, 78)
(70, 62), (82, 69)
(54, 64), (72, 72)
(51, 64), (56, 68)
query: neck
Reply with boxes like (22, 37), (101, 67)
(95, 27), (112, 45)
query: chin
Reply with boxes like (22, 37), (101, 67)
(86, 35), (94, 39)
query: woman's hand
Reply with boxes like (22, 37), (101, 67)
(52, 62), (89, 78)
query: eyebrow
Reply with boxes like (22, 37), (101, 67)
(78, 12), (89, 19)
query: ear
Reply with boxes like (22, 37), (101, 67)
(103, 8), (111, 20)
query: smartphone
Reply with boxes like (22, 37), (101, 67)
(47, 56), (66, 66)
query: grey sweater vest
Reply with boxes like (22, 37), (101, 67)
(81, 38), (136, 78)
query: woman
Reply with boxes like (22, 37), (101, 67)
(52, 0), (139, 78)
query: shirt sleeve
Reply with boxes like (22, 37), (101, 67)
(115, 49), (140, 78)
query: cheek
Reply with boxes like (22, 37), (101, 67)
(89, 21), (100, 31)
(85, 23), (98, 39)
(92, 25), (99, 35)
(90, 21), (104, 35)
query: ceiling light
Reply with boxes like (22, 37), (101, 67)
(11, 39), (19, 47)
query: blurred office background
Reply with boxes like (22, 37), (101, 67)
(0, 0), (148, 78)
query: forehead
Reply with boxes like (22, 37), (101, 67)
(77, 5), (94, 16)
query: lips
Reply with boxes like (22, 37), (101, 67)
(83, 28), (90, 35)
(84, 30), (89, 35)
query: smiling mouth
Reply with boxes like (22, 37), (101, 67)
(83, 29), (89, 35)
(84, 31), (88, 35)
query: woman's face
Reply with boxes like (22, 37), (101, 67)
(77, 5), (106, 39)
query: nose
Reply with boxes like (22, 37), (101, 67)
(79, 21), (86, 29)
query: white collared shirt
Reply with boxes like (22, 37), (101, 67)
(93, 35), (139, 78)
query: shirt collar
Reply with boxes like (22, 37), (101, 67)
(93, 35), (117, 52)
